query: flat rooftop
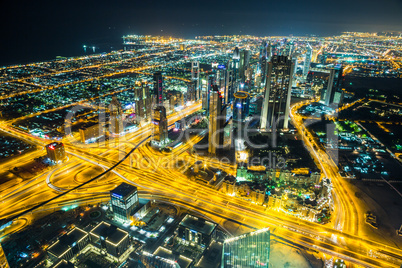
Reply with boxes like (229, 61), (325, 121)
(179, 215), (217, 236)
(48, 228), (88, 259)
(110, 182), (137, 199)
(90, 221), (128, 246)
(51, 259), (75, 268)
(153, 246), (192, 268)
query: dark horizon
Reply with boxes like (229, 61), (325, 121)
(1, 0), (402, 66)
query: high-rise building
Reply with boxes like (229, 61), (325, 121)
(325, 65), (344, 107)
(208, 85), (226, 154)
(260, 56), (294, 130)
(260, 56), (267, 85)
(187, 81), (196, 102)
(259, 41), (267, 60)
(153, 72), (164, 106)
(215, 64), (226, 95)
(151, 106), (168, 146)
(221, 228), (270, 268)
(233, 47), (240, 60)
(232, 47), (240, 82)
(0, 243), (9, 268)
(266, 43), (272, 61)
(203, 74), (216, 115)
(46, 142), (66, 163)
(110, 183), (139, 222)
(191, 61), (200, 100)
(225, 61), (235, 103)
(303, 44), (312, 79)
(233, 91), (250, 122)
(239, 50), (250, 82)
(318, 53), (327, 64)
(109, 96), (124, 134)
(135, 87), (145, 120)
(282, 41), (293, 57)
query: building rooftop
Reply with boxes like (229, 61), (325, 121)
(79, 121), (100, 130)
(46, 142), (64, 149)
(110, 182), (137, 199)
(48, 228), (88, 259)
(153, 246), (192, 268)
(179, 215), (217, 236)
(90, 221), (128, 246)
(51, 259), (75, 268)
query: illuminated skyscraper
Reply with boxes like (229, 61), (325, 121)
(187, 81), (196, 102)
(203, 74), (216, 116)
(259, 41), (267, 60)
(191, 61), (200, 100)
(222, 228), (270, 268)
(324, 65), (344, 106)
(135, 87), (145, 119)
(233, 91), (250, 122)
(303, 44), (312, 79)
(233, 47), (240, 60)
(239, 50), (250, 82)
(266, 42), (272, 61)
(110, 183), (139, 222)
(151, 105), (168, 145)
(0, 243), (9, 268)
(232, 47), (240, 82)
(209, 85), (226, 154)
(260, 56), (294, 130)
(260, 56), (267, 85)
(225, 60), (235, 103)
(153, 72), (164, 106)
(109, 96), (124, 134)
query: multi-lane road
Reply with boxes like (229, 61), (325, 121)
(1, 99), (402, 267)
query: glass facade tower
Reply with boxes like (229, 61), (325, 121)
(110, 183), (139, 222)
(221, 228), (270, 268)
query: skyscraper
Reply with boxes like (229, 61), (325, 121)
(260, 56), (267, 85)
(221, 228), (270, 268)
(303, 44), (312, 79)
(325, 65), (344, 106)
(0, 243), (9, 268)
(109, 96), (124, 134)
(153, 72), (164, 106)
(260, 56), (294, 130)
(232, 47), (240, 82)
(225, 60), (235, 103)
(259, 41), (267, 60)
(233, 91), (250, 122)
(110, 183), (139, 222)
(151, 105), (168, 146)
(203, 74), (216, 116)
(233, 47), (240, 60)
(208, 85), (226, 154)
(239, 50), (250, 82)
(191, 61), (200, 100)
(266, 42), (272, 61)
(187, 81), (196, 102)
(135, 87), (145, 119)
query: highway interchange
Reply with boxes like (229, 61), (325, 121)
(0, 99), (402, 267)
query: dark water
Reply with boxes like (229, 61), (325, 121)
(0, 32), (124, 67)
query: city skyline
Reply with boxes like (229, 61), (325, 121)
(1, 0), (402, 65)
(0, 4), (402, 266)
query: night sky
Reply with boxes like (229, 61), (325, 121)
(1, 0), (401, 66)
